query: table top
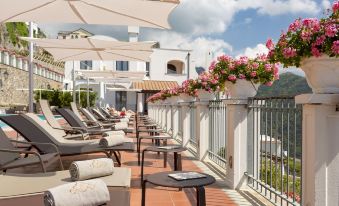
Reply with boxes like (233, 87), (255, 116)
(137, 128), (164, 133)
(139, 135), (172, 140)
(145, 171), (216, 188)
(144, 145), (187, 153)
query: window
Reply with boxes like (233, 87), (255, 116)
(115, 91), (127, 111)
(167, 60), (185, 75)
(80, 61), (92, 70)
(116, 61), (129, 71)
(167, 64), (177, 74)
(146, 62), (150, 77)
(63, 36), (66, 39)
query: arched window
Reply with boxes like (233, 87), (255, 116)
(167, 60), (185, 74)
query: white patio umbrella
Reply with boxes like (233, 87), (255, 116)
(0, 0), (179, 29)
(22, 37), (155, 106)
(21, 37), (155, 62)
(0, 0), (179, 112)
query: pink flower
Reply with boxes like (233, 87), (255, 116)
(333, 1), (339, 13)
(288, 19), (301, 32)
(238, 74), (246, 79)
(283, 47), (297, 58)
(266, 38), (275, 50)
(209, 61), (216, 71)
(239, 56), (249, 64)
(228, 74), (237, 81)
(221, 70), (226, 74)
(301, 31), (311, 41)
(265, 81), (273, 86)
(274, 73), (280, 80)
(315, 35), (326, 46)
(332, 40), (339, 55)
(264, 64), (273, 72)
(302, 18), (320, 31)
(217, 55), (232, 62)
(229, 63), (235, 70)
(251, 62), (259, 70)
(325, 24), (337, 38)
(250, 71), (257, 77)
(311, 47), (321, 57)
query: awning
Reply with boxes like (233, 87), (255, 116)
(131, 80), (178, 92)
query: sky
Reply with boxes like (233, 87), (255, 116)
(39, 0), (334, 75)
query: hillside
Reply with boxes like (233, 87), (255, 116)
(257, 72), (312, 97)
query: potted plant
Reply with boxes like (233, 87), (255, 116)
(210, 55), (279, 98)
(266, 1), (339, 93)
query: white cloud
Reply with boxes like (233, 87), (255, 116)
(142, 30), (232, 67)
(321, 0), (331, 10)
(237, 43), (269, 58)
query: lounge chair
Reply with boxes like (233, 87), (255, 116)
(56, 108), (112, 135)
(80, 108), (115, 128)
(92, 108), (121, 123)
(0, 128), (63, 173)
(39, 100), (88, 140)
(58, 108), (134, 134)
(100, 107), (118, 119)
(0, 114), (135, 166)
(70, 102), (102, 129)
(0, 168), (131, 206)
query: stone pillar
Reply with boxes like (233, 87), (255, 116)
(295, 94), (339, 206)
(222, 99), (249, 189)
(99, 82), (105, 106)
(194, 101), (210, 161)
(166, 105), (172, 133)
(179, 102), (190, 147)
(172, 104), (179, 138)
(137, 93), (143, 113)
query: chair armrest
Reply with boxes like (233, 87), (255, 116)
(0, 148), (46, 172)
(10, 140), (60, 154)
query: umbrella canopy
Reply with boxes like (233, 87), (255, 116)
(21, 37), (156, 61)
(0, 0), (179, 29)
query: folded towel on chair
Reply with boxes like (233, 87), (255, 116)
(69, 158), (114, 181)
(99, 135), (125, 148)
(44, 179), (110, 206)
(103, 130), (126, 137)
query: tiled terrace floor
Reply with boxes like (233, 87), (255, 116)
(3, 128), (266, 206)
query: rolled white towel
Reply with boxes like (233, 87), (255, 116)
(103, 130), (126, 137)
(99, 135), (125, 147)
(69, 158), (114, 181)
(113, 122), (128, 130)
(44, 179), (110, 206)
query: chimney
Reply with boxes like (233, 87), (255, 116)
(128, 26), (139, 42)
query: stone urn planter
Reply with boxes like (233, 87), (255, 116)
(224, 79), (259, 99)
(196, 89), (216, 101)
(301, 56), (339, 94)
(178, 93), (195, 102)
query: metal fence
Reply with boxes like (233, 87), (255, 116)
(246, 97), (302, 206)
(189, 102), (198, 149)
(208, 100), (227, 168)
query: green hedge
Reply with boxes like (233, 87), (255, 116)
(35, 90), (97, 108)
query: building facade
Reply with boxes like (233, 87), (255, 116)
(61, 27), (198, 112)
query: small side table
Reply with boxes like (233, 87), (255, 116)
(140, 146), (187, 184)
(142, 171), (216, 206)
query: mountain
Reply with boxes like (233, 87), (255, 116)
(257, 72), (312, 97)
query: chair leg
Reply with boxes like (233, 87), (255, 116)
(113, 151), (121, 166)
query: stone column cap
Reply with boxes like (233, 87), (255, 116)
(193, 101), (209, 106)
(222, 99), (248, 105)
(295, 94), (339, 105)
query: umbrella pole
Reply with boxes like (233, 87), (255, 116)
(72, 61), (76, 103)
(87, 77), (90, 108)
(28, 22), (34, 113)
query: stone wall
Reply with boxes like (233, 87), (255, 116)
(0, 63), (62, 106)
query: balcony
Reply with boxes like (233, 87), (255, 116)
(148, 97), (303, 206)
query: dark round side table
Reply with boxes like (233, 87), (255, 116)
(142, 171), (216, 206)
(140, 145), (187, 184)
